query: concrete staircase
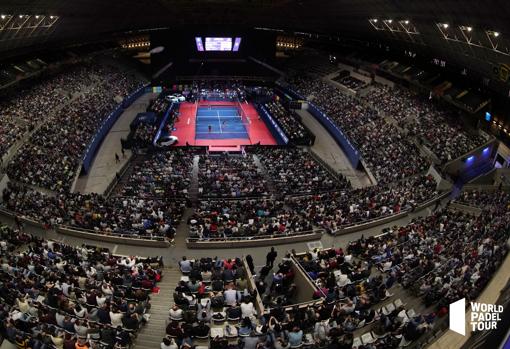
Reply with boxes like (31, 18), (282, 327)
(252, 154), (277, 196)
(133, 267), (181, 348)
(189, 155), (200, 206)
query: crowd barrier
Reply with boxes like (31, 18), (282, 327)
(186, 230), (323, 249)
(82, 84), (148, 174)
(329, 191), (450, 236)
(449, 202), (483, 216)
(275, 84), (361, 168)
(243, 257), (265, 316)
(255, 103), (289, 145)
(0, 207), (170, 247)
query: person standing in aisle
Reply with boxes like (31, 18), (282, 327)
(266, 247), (277, 269)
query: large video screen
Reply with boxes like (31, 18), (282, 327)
(195, 37), (242, 52)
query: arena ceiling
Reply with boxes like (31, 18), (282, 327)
(1, 0), (510, 79)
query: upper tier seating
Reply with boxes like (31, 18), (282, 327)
(288, 78), (429, 185)
(364, 84), (489, 162)
(6, 65), (145, 192)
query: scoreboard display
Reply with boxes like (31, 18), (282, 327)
(195, 37), (242, 52)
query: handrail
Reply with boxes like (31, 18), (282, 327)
(328, 191), (449, 234)
(0, 206), (170, 244)
(59, 224), (168, 241)
(187, 229), (323, 243)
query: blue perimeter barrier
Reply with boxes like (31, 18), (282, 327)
(152, 101), (176, 146)
(276, 84), (361, 168)
(255, 103), (289, 145)
(81, 84), (148, 174)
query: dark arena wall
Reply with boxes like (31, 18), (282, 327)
(150, 26), (277, 83)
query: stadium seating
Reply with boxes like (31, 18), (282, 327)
(6, 64), (145, 192)
(0, 225), (163, 349)
(288, 77), (428, 185)
(198, 154), (269, 198)
(2, 182), (184, 240)
(364, 83), (489, 162)
(263, 101), (313, 145)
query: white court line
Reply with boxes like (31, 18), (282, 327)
(112, 245), (118, 254)
(187, 117), (190, 125)
(196, 131), (247, 134)
(217, 111), (223, 134)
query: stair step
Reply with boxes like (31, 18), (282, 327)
(134, 260), (182, 348)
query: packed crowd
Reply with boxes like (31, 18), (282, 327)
(349, 119), (429, 184)
(347, 189), (509, 312)
(0, 64), (104, 158)
(255, 148), (350, 195)
(456, 190), (510, 208)
(132, 124), (157, 148)
(166, 256), (265, 348)
(364, 84), (488, 162)
(6, 65), (145, 192)
(188, 199), (314, 240)
(263, 101), (312, 145)
(288, 78), (428, 184)
(0, 225), (163, 349)
(168, 250), (436, 349)
(115, 150), (193, 199)
(295, 248), (434, 347)
(409, 111), (488, 163)
(363, 85), (422, 122)
(198, 154), (269, 198)
(286, 175), (438, 233)
(2, 183), (183, 240)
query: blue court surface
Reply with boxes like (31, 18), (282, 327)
(195, 106), (249, 139)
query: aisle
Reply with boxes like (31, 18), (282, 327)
(134, 267), (181, 348)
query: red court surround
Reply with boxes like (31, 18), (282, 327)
(171, 101), (277, 148)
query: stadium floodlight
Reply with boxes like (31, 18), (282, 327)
(387, 19), (393, 23)
(443, 23), (449, 29)
(493, 31), (500, 37)
(19, 15), (23, 18)
(404, 20), (409, 24)
(1, 15), (5, 20)
(372, 19), (378, 23)
(50, 15), (54, 19)
(466, 26), (472, 32)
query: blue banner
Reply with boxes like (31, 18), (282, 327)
(82, 84), (147, 174)
(255, 104), (289, 145)
(152, 102), (176, 146)
(276, 84), (361, 168)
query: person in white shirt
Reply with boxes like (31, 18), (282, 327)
(240, 299), (256, 320)
(179, 257), (192, 273)
(101, 283), (113, 296)
(224, 288), (238, 306)
(110, 310), (124, 327)
(55, 312), (66, 328)
(96, 295), (107, 307)
(169, 305), (183, 321)
(74, 305), (87, 319)
(161, 338), (178, 349)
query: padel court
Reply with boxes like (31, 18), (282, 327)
(170, 101), (277, 149)
(195, 105), (249, 139)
